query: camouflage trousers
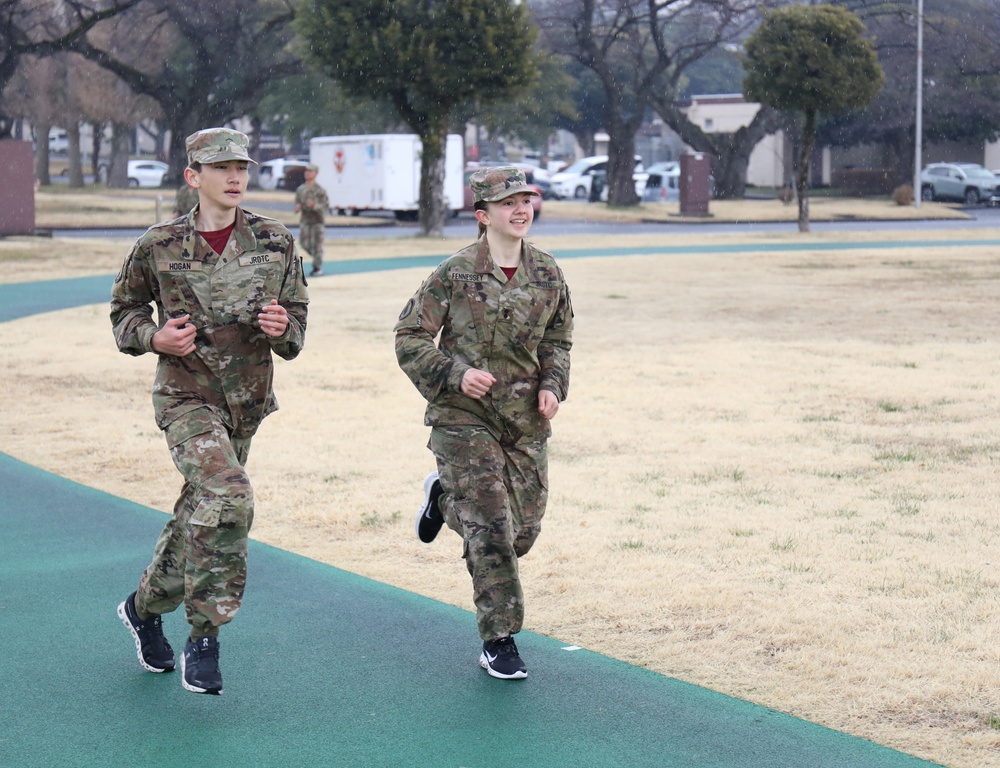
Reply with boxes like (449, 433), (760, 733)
(135, 409), (254, 637)
(299, 222), (324, 270)
(429, 425), (548, 641)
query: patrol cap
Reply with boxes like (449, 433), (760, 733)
(185, 128), (256, 166)
(470, 166), (539, 204)
(305, 163), (318, 172)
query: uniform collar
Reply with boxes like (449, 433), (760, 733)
(180, 206), (257, 260)
(475, 236), (536, 282)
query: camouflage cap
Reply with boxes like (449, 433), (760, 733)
(185, 128), (257, 166)
(305, 163), (319, 172)
(470, 166), (539, 204)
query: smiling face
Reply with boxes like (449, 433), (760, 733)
(476, 191), (535, 240)
(186, 160), (249, 213)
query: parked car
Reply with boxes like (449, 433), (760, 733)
(550, 155), (645, 200)
(920, 162), (997, 204)
(462, 166), (543, 218)
(126, 160), (169, 188)
(640, 160), (716, 202)
(515, 163), (557, 199)
(258, 156), (310, 190)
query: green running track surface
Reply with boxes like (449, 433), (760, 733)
(0, 242), (946, 768)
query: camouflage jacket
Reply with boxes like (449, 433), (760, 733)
(394, 237), (573, 440)
(110, 207), (309, 441)
(295, 182), (329, 224)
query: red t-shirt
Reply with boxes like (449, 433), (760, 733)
(199, 222), (235, 255)
(501, 266), (517, 280)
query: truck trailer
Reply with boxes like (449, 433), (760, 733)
(309, 133), (464, 220)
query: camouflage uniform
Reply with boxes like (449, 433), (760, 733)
(395, 234), (573, 640)
(295, 174), (329, 274)
(111, 130), (309, 638)
(173, 183), (199, 218)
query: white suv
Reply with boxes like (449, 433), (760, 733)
(551, 155), (645, 200)
(920, 163), (997, 205)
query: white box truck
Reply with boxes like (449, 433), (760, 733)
(310, 133), (465, 220)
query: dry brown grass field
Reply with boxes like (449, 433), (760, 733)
(2, 191), (998, 768)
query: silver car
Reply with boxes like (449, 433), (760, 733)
(920, 163), (997, 205)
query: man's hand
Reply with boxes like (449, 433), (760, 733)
(460, 368), (496, 400)
(538, 389), (560, 420)
(258, 299), (289, 338)
(151, 314), (197, 356)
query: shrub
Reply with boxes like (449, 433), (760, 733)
(892, 184), (914, 206)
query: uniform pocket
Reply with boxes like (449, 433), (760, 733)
(189, 497), (249, 528)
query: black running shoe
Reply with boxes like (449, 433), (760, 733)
(181, 637), (223, 695)
(117, 592), (175, 673)
(479, 636), (527, 680)
(415, 471), (444, 543)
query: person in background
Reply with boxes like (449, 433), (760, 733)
(172, 180), (199, 218)
(394, 166), (574, 680)
(111, 127), (309, 695)
(295, 163), (329, 277)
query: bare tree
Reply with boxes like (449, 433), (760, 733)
(534, 0), (756, 206)
(70, 0), (302, 182)
(0, 0), (141, 138)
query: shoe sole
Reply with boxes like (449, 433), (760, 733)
(415, 472), (444, 543)
(180, 652), (223, 695)
(479, 652), (528, 680)
(117, 600), (173, 674)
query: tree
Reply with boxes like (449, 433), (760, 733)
(743, 3), (883, 231)
(254, 72), (404, 153)
(648, 41), (790, 201)
(71, 0), (303, 185)
(819, 0), (1000, 183)
(298, 0), (538, 237)
(461, 53), (579, 162)
(550, 60), (605, 159)
(6, 49), (161, 187)
(534, 0), (757, 206)
(0, 0), (141, 138)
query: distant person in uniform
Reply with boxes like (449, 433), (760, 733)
(172, 180), (199, 218)
(111, 127), (310, 695)
(295, 163), (329, 277)
(394, 166), (574, 680)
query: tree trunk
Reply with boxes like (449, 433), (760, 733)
(418, 129), (448, 238)
(649, 97), (786, 201)
(67, 122), (85, 188)
(90, 122), (104, 180)
(606, 130), (640, 207)
(34, 121), (52, 187)
(106, 123), (130, 189)
(248, 115), (263, 190)
(796, 109), (817, 233)
(714, 152), (748, 200)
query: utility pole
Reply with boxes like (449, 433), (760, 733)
(913, 0), (924, 208)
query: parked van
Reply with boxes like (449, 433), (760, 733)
(48, 129), (68, 154)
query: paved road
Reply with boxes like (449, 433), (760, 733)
(50, 203), (1000, 241)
